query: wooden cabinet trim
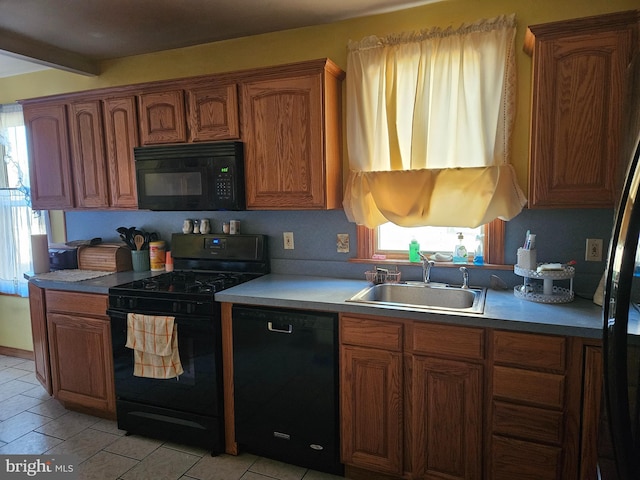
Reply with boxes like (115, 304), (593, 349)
(493, 330), (566, 372)
(45, 290), (109, 317)
(340, 315), (403, 352)
(493, 365), (565, 409)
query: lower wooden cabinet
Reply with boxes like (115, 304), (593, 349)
(45, 290), (115, 418)
(340, 313), (602, 480)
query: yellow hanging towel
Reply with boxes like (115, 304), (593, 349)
(125, 313), (184, 379)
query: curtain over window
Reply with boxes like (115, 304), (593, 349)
(1, 103), (46, 297)
(343, 14), (527, 229)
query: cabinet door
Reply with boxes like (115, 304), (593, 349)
(103, 96), (139, 208)
(47, 312), (115, 418)
(68, 100), (109, 208)
(138, 90), (187, 144)
(23, 103), (74, 210)
(186, 84), (240, 141)
(27, 282), (51, 395)
(242, 73), (326, 209)
(527, 13), (638, 208)
(340, 345), (403, 475)
(413, 356), (482, 480)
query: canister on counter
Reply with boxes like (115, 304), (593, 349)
(149, 240), (166, 271)
(230, 220), (240, 235)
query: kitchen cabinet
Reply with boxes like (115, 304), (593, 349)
(23, 95), (139, 210)
(340, 315), (484, 479)
(45, 290), (115, 419)
(525, 10), (639, 208)
(411, 323), (484, 480)
(186, 83), (240, 142)
(67, 100), (109, 208)
(241, 59), (344, 210)
(23, 103), (74, 210)
(138, 89), (187, 144)
(488, 330), (581, 480)
(102, 96), (139, 208)
(27, 282), (51, 395)
(340, 316), (403, 475)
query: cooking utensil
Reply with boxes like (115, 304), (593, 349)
(134, 235), (145, 251)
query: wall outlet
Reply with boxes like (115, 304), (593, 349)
(337, 233), (349, 253)
(585, 238), (603, 262)
(283, 232), (294, 250)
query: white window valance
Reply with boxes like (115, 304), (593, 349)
(343, 14), (527, 228)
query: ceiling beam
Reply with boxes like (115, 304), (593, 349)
(0, 29), (100, 76)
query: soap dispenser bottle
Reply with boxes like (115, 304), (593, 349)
(473, 234), (484, 265)
(453, 232), (467, 264)
(409, 238), (421, 262)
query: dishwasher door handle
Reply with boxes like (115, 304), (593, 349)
(267, 322), (293, 334)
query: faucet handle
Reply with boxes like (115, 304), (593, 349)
(418, 251), (429, 262)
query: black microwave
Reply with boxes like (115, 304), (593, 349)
(134, 141), (245, 211)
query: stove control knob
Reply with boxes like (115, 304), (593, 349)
(186, 303), (196, 314)
(172, 302), (179, 313)
(128, 298), (136, 309)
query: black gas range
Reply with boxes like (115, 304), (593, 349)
(107, 233), (268, 453)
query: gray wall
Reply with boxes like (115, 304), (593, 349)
(66, 206), (615, 299)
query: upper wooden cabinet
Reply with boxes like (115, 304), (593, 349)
(138, 89), (187, 145)
(241, 59), (345, 210)
(68, 100), (110, 208)
(525, 10), (639, 208)
(186, 84), (240, 142)
(23, 103), (75, 210)
(102, 96), (139, 208)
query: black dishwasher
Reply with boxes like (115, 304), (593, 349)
(232, 305), (342, 475)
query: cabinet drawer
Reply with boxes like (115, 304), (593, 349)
(412, 322), (484, 360)
(491, 435), (562, 480)
(493, 330), (566, 372)
(340, 316), (402, 351)
(493, 400), (564, 445)
(46, 290), (108, 317)
(493, 366), (565, 409)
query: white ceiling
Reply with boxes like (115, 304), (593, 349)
(0, 0), (437, 78)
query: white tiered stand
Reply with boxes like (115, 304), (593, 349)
(513, 264), (575, 304)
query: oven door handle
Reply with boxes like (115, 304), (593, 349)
(267, 321), (293, 334)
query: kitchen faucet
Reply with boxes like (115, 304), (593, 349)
(418, 252), (435, 284)
(459, 266), (469, 289)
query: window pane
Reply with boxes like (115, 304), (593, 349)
(378, 223), (482, 254)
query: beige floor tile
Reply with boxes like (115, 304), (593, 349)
(0, 367), (32, 384)
(0, 430), (63, 454)
(44, 428), (120, 463)
(0, 393), (44, 420)
(0, 355), (26, 368)
(14, 371), (40, 385)
(121, 446), (200, 480)
(35, 410), (102, 440)
(76, 450), (139, 480)
(21, 383), (52, 401)
(186, 452), (258, 480)
(240, 472), (276, 480)
(28, 397), (70, 419)
(0, 378), (37, 402)
(302, 469), (345, 480)
(104, 434), (163, 460)
(248, 457), (307, 480)
(0, 411), (52, 443)
(89, 418), (127, 436)
(12, 359), (36, 372)
(162, 440), (209, 457)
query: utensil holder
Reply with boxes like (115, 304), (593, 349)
(516, 248), (537, 271)
(131, 250), (150, 272)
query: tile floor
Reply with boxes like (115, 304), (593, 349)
(0, 354), (345, 480)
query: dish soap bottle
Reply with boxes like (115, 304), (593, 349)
(473, 234), (484, 265)
(453, 232), (467, 264)
(409, 238), (421, 262)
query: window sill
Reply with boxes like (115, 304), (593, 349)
(348, 258), (514, 271)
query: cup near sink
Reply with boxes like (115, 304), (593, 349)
(347, 282), (486, 314)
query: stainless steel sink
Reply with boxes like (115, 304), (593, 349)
(347, 282), (486, 314)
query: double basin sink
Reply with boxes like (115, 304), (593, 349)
(347, 282), (486, 314)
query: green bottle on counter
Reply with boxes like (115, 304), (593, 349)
(409, 238), (421, 262)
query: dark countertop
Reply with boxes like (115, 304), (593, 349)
(27, 271), (605, 339)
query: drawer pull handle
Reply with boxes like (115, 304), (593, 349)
(267, 322), (293, 334)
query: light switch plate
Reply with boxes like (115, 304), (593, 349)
(283, 232), (294, 250)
